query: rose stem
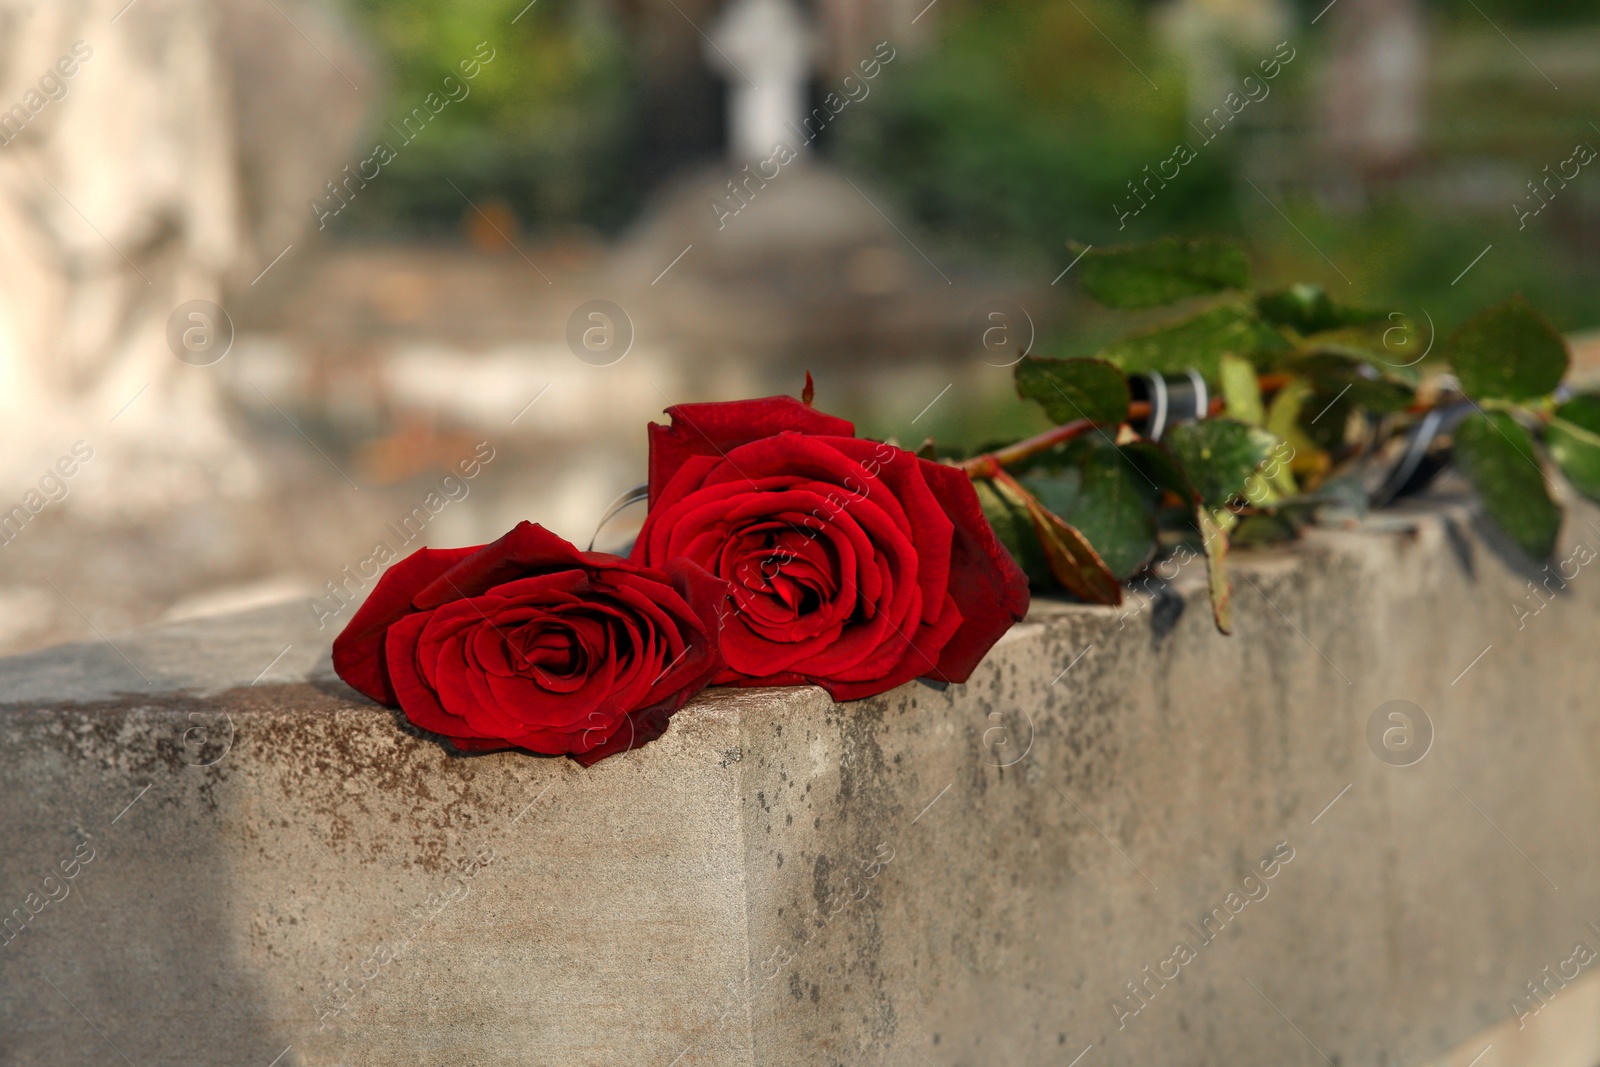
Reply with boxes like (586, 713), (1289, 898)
(957, 397), (1225, 476)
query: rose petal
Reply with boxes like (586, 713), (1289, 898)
(354, 526), (728, 765)
(332, 544), (479, 704)
(918, 459), (1031, 682)
(385, 612), (488, 742)
(413, 521), (588, 608)
(648, 397), (855, 505)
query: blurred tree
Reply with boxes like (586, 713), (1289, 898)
(839, 0), (1600, 334)
(1421, 0), (1592, 24)
(1279, 0), (1594, 24)
(337, 0), (641, 235)
(836, 0), (1241, 270)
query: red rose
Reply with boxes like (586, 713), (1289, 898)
(630, 396), (1029, 700)
(332, 522), (726, 765)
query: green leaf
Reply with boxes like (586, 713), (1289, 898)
(1222, 360), (1298, 497)
(1301, 320), (1423, 382)
(1452, 411), (1561, 560)
(1219, 353), (1264, 426)
(1446, 295), (1568, 402)
(1027, 502), (1123, 606)
(1294, 381), (1356, 454)
(1239, 437), (1297, 503)
(1119, 439), (1200, 505)
(1290, 353), (1415, 415)
(990, 476), (1122, 605)
(1197, 507), (1234, 634)
(1266, 376), (1313, 444)
(1014, 357), (1130, 426)
(1097, 302), (1288, 382)
(1024, 439), (1158, 581)
(1004, 435), (1093, 477)
(974, 477), (1051, 585)
(1256, 284), (1386, 335)
(1265, 376), (1321, 482)
(1076, 237), (1250, 310)
(1164, 419), (1279, 508)
(1546, 394), (1600, 502)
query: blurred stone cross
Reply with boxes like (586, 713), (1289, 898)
(706, 0), (818, 162)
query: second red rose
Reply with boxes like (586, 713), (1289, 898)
(631, 396), (1029, 701)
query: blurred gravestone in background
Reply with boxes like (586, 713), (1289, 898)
(0, 0), (368, 510)
(0, 0), (371, 651)
(0, 0), (241, 503)
(1318, 0), (1427, 194)
(706, 0), (818, 163)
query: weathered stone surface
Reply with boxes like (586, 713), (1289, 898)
(3, 490), (1600, 1066)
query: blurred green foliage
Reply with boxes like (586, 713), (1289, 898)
(336, 0), (640, 235)
(836, 0), (1600, 334)
(335, 0), (1600, 339)
(836, 0), (1238, 267)
(1413, 0), (1595, 25)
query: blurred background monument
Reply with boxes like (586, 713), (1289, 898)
(707, 0), (818, 163)
(0, 0), (368, 498)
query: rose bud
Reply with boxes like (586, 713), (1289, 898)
(631, 395), (1029, 700)
(332, 522), (727, 765)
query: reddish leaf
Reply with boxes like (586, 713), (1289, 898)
(1197, 507), (1233, 634)
(1023, 494), (1123, 606)
(987, 473), (1120, 604)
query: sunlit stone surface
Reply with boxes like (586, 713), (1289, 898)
(3, 491), (1600, 1066)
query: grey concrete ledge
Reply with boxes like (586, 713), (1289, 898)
(3, 490), (1600, 1066)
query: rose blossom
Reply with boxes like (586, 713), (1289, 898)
(630, 396), (1029, 700)
(332, 522), (726, 765)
